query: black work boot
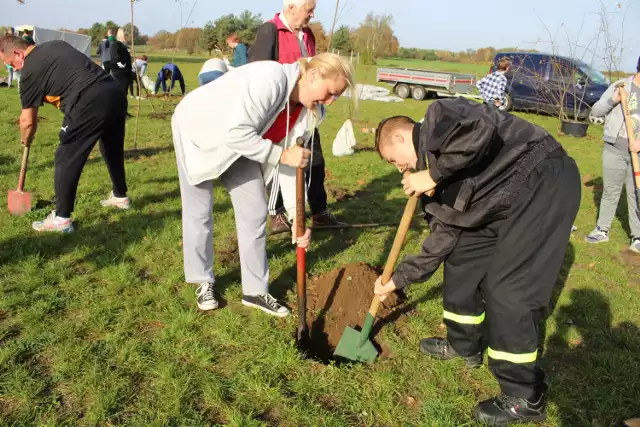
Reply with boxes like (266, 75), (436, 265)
(473, 393), (546, 425)
(419, 337), (483, 368)
(312, 210), (347, 227)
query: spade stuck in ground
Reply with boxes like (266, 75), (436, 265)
(334, 186), (418, 363)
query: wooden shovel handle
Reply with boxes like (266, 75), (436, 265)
(369, 171), (419, 316)
(17, 145), (30, 192)
(617, 85), (640, 186)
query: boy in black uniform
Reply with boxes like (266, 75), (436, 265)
(0, 36), (131, 232)
(373, 98), (581, 425)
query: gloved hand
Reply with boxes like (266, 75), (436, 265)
(117, 62), (126, 69)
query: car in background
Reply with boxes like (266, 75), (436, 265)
(489, 52), (609, 124)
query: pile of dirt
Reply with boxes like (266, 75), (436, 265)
(300, 262), (406, 363)
(326, 186), (374, 203)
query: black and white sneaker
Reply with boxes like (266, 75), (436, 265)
(242, 293), (290, 318)
(196, 282), (219, 311)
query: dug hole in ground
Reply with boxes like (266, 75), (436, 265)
(298, 262), (409, 364)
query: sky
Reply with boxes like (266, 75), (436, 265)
(3, 0), (639, 71)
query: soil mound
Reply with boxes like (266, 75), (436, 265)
(300, 262), (405, 363)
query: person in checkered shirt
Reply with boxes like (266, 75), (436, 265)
(477, 57), (512, 109)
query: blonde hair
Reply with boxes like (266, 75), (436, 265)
(297, 52), (358, 112)
(116, 28), (126, 43)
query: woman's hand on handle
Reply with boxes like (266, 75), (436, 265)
(291, 217), (312, 249)
(280, 145), (311, 168)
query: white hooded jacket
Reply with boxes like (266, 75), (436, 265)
(172, 60), (324, 218)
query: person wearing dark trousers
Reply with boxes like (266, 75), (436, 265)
(249, 0), (346, 232)
(129, 55), (148, 97)
(97, 30), (114, 72)
(153, 64), (186, 95)
(129, 70), (139, 97)
(373, 98), (581, 425)
(109, 29), (132, 100)
(0, 36), (131, 233)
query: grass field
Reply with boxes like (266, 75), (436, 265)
(0, 53), (639, 426)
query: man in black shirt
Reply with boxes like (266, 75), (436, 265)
(0, 36), (131, 232)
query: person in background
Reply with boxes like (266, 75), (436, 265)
(97, 30), (114, 72)
(226, 34), (248, 67)
(134, 55), (148, 77)
(198, 58), (228, 86)
(249, 0), (347, 233)
(477, 57), (511, 109)
(0, 36), (131, 232)
(172, 52), (353, 315)
(153, 63), (185, 95)
(22, 29), (35, 46)
(129, 55), (148, 98)
(4, 28), (15, 88)
(109, 29), (132, 116)
(585, 56), (640, 252)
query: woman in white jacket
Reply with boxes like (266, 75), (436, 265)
(172, 53), (355, 316)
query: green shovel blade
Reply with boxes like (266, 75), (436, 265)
(333, 314), (379, 363)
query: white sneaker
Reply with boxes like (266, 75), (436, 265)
(32, 211), (74, 233)
(585, 227), (609, 244)
(100, 192), (131, 210)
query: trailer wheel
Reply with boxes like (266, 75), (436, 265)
(395, 84), (410, 99)
(411, 86), (427, 101)
(502, 94), (513, 111)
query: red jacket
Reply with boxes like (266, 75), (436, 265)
(270, 13), (316, 64)
(248, 13), (316, 64)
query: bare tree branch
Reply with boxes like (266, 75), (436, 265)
(326, 0), (340, 51)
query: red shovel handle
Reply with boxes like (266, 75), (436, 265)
(17, 145), (30, 192)
(295, 137), (307, 340)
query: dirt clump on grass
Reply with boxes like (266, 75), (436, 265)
(326, 186), (374, 203)
(619, 249), (640, 284)
(149, 112), (172, 120)
(300, 262), (406, 363)
(217, 234), (239, 267)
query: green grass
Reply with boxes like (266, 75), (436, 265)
(0, 56), (639, 426)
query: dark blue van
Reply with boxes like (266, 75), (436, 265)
(490, 52), (610, 121)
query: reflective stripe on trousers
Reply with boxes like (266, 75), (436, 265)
(488, 348), (537, 364)
(443, 310), (485, 325)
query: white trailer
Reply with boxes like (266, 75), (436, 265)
(14, 25), (92, 57)
(376, 67), (478, 100)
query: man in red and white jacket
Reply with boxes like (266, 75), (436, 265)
(249, 0), (347, 233)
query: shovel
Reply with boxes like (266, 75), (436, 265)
(617, 83), (640, 209)
(295, 137), (308, 342)
(8, 144), (32, 216)
(334, 180), (419, 362)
